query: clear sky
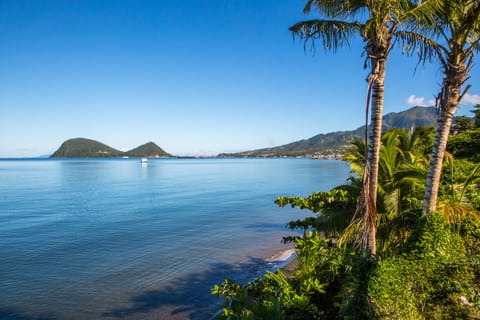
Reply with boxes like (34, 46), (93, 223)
(1, 0), (479, 157)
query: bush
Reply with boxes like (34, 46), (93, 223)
(369, 214), (479, 319)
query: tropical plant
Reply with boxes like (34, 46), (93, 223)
(212, 233), (362, 319)
(275, 185), (359, 241)
(289, 0), (432, 255)
(345, 127), (433, 253)
(437, 155), (480, 223)
(213, 129), (479, 318)
(451, 115), (475, 133)
(447, 128), (480, 162)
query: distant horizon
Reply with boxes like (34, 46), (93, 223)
(1, 1), (479, 157)
(2, 104), (475, 159)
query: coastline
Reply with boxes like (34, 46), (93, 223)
(260, 247), (298, 275)
(208, 246), (298, 320)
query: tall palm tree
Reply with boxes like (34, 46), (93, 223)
(401, 0), (480, 213)
(290, 0), (426, 255)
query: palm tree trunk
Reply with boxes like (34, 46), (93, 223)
(423, 60), (465, 214)
(422, 95), (460, 213)
(364, 59), (386, 256)
(355, 52), (387, 257)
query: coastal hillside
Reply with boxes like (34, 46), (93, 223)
(50, 138), (171, 158)
(219, 106), (437, 157)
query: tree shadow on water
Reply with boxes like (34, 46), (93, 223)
(102, 257), (265, 320)
(0, 307), (56, 320)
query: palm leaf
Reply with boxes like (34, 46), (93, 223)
(289, 19), (361, 53)
(395, 30), (444, 66)
(338, 217), (362, 248)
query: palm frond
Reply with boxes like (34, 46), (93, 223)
(395, 30), (444, 65)
(437, 200), (480, 224)
(303, 0), (316, 14)
(377, 210), (420, 254)
(459, 0), (480, 49)
(399, 0), (439, 31)
(383, 187), (402, 217)
(307, 0), (368, 19)
(458, 163), (480, 200)
(338, 217), (362, 247)
(289, 19), (361, 53)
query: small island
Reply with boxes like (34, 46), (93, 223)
(50, 138), (171, 158)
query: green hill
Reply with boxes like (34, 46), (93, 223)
(219, 106), (437, 158)
(125, 142), (170, 158)
(50, 138), (171, 158)
(50, 138), (124, 158)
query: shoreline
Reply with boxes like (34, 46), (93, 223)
(208, 246), (298, 320)
(259, 247), (298, 275)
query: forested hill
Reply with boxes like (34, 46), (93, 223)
(50, 138), (171, 158)
(218, 106), (437, 158)
(124, 142), (170, 158)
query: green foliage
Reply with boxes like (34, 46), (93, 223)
(447, 128), (480, 162)
(451, 115), (475, 133)
(213, 126), (480, 320)
(212, 234), (362, 319)
(212, 215), (480, 319)
(275, 127), (437, 254)
(369, 257), (425, 319)
(438, 157), (480, 218)
(275, 186), (359, 240)
(369, 214), (480, 319)
(338, 256), (377, 320)
(342, 127), (434, 254)
(211, 278), (285, 320)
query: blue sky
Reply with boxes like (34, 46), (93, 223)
(1, 0), (479, 157)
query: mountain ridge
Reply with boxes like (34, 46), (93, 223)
(218, 106), (438, 158)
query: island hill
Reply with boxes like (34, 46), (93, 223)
(50, 138), (171, 158)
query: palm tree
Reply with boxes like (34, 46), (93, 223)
(331, 127), (433, 254)
(401, 0), (480, 214)
(278, 127), (435, 255)
(290, 0), (427, 255)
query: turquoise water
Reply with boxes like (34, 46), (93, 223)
(0, 158), (350, 319)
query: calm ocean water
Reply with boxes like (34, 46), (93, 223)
(0, 158), (350, 320)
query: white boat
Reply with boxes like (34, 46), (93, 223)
(141, 158), (148, 163)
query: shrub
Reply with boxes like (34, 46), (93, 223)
(369, 214), (479, 319)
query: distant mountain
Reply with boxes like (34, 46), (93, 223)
(382, 106), (437, 129)
(50, 138), (171, 158)
(219, 106), (437, 158)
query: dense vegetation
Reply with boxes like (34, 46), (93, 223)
(50, 138), (171, 158)
(219, 106), (437, 158)
(212, 0), (479, 316)
(213, 119), (480, 319)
